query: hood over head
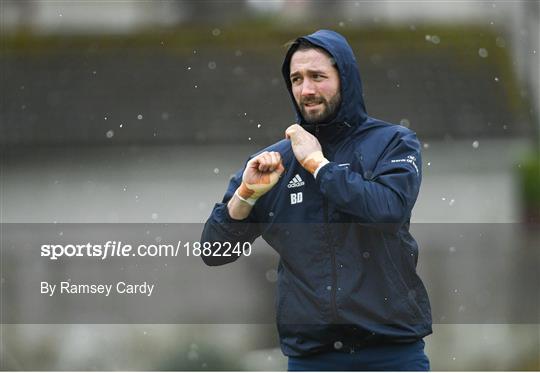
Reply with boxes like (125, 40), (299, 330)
(282, 30), (368, 135)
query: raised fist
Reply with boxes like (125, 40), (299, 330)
(237, 151), (285, 205)
(285, 124), (328, 174)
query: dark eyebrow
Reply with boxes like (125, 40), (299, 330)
(290, 69), (327, 78)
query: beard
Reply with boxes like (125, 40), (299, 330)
(299, 91), (341, 125)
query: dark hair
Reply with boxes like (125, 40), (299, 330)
(285, 38), (336, 67)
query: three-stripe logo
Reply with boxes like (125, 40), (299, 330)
(287, 174), (305, 188)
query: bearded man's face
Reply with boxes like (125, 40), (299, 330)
(289, 48), (341, 124)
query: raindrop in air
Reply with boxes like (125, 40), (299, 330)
(400, 119), (410, 127)
(265, 269), (278, 282)
(478, 48), (489, 58)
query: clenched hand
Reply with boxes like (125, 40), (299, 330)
(285, 124), (329, 175)
(237, 151), (285, 205)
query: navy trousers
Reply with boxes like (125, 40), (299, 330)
(288, 340), (430, 371)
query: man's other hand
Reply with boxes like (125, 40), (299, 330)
(285, 124), (329, 175)
(237, 151), (285, 205)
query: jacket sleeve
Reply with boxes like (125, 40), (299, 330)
(200, 166), (262, 266)
(315, 131), (422, 224)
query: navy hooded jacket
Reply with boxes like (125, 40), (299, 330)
(201, 30), (432, 357)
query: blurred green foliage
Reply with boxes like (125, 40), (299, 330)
(3, 23), (528, 118)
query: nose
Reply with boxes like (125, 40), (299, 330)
(300, 79), (316, 97)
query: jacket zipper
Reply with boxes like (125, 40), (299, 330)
(315, 123), (339, 321)
(324, 181), (339, 322)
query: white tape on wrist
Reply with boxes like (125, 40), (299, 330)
(235, 190), (256, 206)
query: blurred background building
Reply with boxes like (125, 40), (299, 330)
(1, 0), (539, 370)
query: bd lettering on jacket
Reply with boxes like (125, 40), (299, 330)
(290, 192), (303, 205)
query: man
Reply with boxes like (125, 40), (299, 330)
(201, 30), (432, 371)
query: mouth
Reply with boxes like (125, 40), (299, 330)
(303, 102), (322, 108)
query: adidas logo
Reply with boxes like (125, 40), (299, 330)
(287, 174), (305, 188)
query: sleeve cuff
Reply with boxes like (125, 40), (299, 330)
(212, 202), (252, 237)
(313, 160), (331, 179)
